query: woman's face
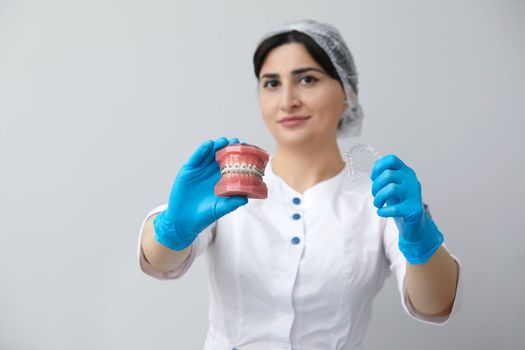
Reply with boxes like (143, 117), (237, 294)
(258, 42), (346, 148)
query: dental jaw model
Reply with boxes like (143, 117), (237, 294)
(215, 143), (270, 199)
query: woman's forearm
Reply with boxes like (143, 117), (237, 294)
(405, 245), (459, 316)
(141, 213), (192, 273)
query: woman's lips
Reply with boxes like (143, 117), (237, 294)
(278, 116), (310, 127)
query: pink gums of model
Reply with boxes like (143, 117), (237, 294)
(215, 143), (269, 199)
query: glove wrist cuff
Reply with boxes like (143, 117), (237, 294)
(153, 210), (193, 251)
(398, 214), (444, 265)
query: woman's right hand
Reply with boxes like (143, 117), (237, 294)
(153, 137), (249, 251)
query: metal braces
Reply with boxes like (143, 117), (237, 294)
(220, 163), (265, 179)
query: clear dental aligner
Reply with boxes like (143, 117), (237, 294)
(344, 143), (382, 182)
(220, 163), (265, 179)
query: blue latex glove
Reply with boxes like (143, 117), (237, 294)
(370, 154), (444, 264)
(153, 137), (249, 251)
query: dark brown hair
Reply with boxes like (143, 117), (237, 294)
(253, 30), (346, 91)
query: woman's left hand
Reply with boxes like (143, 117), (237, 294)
(370, 154), (444, 264)
(370, 154), (424, 239)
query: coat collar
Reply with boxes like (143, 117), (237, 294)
(263, 155), (347, 206)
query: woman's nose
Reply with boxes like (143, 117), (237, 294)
(279, 84), (300, 112)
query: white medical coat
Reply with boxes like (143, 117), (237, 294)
(137, 155), (463, 350)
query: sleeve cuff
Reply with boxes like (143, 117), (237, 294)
(136, 204), (212, 280)
(138, 238), (198, 280)
(400, 250), (463, 325)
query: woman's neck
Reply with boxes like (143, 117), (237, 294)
(271, 140), (345, 194)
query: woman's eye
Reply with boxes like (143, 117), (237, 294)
(262, 80), (279, 88)
(299, 75), (319, 85)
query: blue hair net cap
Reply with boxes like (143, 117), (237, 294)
(256, 19), (365, 138)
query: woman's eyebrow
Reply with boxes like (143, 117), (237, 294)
(291, 67), (326, 76)
(260, 67), (326, 80)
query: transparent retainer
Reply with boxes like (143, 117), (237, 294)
(343, 143), (382, 182)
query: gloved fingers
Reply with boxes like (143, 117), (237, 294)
(398, 197), (425, 224)
(371, 169), (404, 197)
(376, 199), (415, 217)
(373, 183), (409, 209)
(378, 201), (424, 224)
(370, 154), (407, 182)
(194, 156), (223, 187)
(377, 201), (407, 218)
(212, 195), (249, 221)
(185, 139), (214, 169)
(201, 136), (241, 166)
(200, 136), (230, 167)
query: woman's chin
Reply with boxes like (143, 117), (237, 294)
(274, 130), (317, 148)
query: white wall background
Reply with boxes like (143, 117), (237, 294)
(1, 0), (524, 349)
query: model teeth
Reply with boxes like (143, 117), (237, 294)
(220, 162), (264, 178)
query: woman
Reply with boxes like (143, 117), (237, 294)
(138, 19), (462, 350)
